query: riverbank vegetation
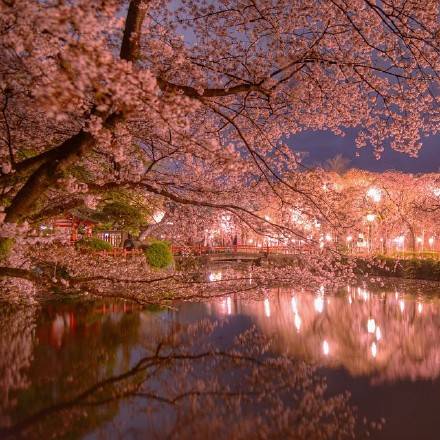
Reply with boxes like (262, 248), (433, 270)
(358, 256), (440, 282)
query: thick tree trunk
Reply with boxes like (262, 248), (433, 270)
(4, 1), (147, 223)
(5, 131), (94, 223)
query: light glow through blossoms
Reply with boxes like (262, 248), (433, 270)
(208, 272), (222, 282)
(367, 188), (382, 203)
(152, 210), (165, 223)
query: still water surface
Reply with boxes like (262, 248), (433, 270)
(1, 279), (440, 439)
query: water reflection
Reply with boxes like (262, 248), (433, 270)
(0, 301), (144, 438)
(0, 300), (363, 440)
(209, 284), (440, 383)
(2, 280), (440, 439)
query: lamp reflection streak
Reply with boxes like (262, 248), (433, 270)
(219, 284), (440, 382)
(264, 298), (271, 318)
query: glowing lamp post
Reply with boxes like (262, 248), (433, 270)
(366, 214), (375, 254)
(394, 235), (405, 253)
(346, 235), (353, 254)
(366, 187), (381, 203)
(416, 236), (423, 253)
(366, 187), (381, 249)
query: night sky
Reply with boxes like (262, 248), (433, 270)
(291, 130), (440, 173)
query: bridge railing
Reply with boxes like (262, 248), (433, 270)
(96, 245), (293, 258)
(171, 244), (292, 255)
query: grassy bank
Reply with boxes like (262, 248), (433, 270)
(357, 256), (440, 281)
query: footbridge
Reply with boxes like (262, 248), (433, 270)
(172, 245), (293, 264)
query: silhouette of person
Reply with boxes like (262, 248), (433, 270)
(123, 233), (135, 250)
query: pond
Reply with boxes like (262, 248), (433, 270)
(1, 278), (440, 439)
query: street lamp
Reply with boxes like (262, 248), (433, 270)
(394, 235), (405, 253)
(366, 214), (375, 253)
(416, 236), (424, 253)
(346, 235), (353, 254)
(367, 187), (381, 203)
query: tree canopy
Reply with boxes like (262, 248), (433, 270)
(1, 0), (439, 222)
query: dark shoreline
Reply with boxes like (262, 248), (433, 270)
(356, 256), (440, 282)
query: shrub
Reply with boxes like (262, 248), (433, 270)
(76, 237), (112, 251)
(0, 238), (14, 261)
(144, 241), (174, 269)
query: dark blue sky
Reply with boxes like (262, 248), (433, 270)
(175, 14), (439, 174)
(291, 130), (440, 173)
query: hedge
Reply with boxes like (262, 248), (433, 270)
(144, 241), (174, 269)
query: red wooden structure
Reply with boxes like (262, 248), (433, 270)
(95, 245), (292, 258)
(171, 244), (291, 255)
(52, 214), (95, 242)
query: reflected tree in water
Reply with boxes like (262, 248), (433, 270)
(0, 305), (380, 439)
(0, 304), (37, 425)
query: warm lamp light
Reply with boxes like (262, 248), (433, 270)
(367, 187), (381, 202)
(152, 210), (165, 223)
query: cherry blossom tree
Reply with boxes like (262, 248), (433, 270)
(0, 0), (440, 294)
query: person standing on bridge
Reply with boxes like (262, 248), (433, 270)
(233, 234), (238, 253)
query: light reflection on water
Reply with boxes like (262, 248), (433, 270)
(2, 279), (440, 439)
(209, 284), (440, 383)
